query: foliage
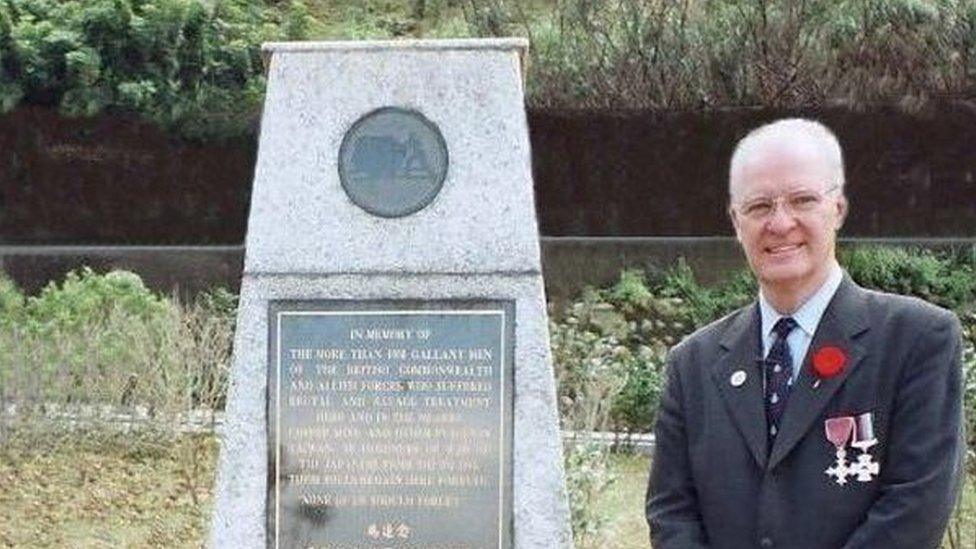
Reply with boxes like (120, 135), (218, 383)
(841, 245), (976, 311)
(550, 282), (632, 544)
(550, 308), (631, 432)
(24, 267), (174, 331)
(196, 285), (239, 328)
(552, 265), (754, 432)
(0, 268), (233, 420)
(3, 0), (974, 138)
(552, 246), (976, 433)
(553, 245), (976, 543)
(2, 246), (976, 544)
(476, 0), (976, 111)
(841, 246), (976, 476)
(0, 0), (311, 139)
(563, 441), (617, 546)
(0, 275), (25, 328)
(654, 261), (756, 330)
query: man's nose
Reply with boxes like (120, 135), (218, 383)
(764, 203), (799, 233)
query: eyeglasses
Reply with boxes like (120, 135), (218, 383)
(732, 185), (840, 221)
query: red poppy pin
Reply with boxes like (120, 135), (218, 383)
(812, 346), (847, 379)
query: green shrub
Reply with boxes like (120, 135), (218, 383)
(25, 267), (175, 332)
(552, 265), (757, 432)
(654, 261), (756, 330)
(550, 316), (632, 433)
(0, 0), (312, 139)
(963, 316), (976, 474)
(195, 286), (238, 324)
(553, 246), (976, 433)
(0, 274), (25, 327)
(0, 268), (232, 421)
(841, 245), (976, 311)
(609, 348), (666, 434)
(4, 0), (974, 136)
(552, 271), (663, 432)
(563, 440), (617, 546)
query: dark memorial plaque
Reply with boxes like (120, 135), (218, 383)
(338, 107), (449, 218)
(268, 301), (514, 549)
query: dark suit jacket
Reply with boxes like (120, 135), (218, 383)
(646, 276), (964, 549)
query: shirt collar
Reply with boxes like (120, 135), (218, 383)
(759, 261), (844, 340)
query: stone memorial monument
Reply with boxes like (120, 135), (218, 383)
(210, 39), (572, 548)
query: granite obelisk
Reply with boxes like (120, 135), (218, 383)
(211, 39), (572, 549)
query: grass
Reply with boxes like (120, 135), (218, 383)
(0, 436), (974, 548)
(581, 451), (649, 549)
(0, 290), (233, 426)
(0, 429), (218, 548)
(593, 452), (976, 549)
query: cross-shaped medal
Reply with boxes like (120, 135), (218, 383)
(824, 416), (856, 485)
(826, 448), (853, 485)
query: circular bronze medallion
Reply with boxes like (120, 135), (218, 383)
(338, 107), (449, 218)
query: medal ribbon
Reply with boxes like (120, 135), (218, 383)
(825, 417), (855, 450)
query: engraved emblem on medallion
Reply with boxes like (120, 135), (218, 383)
(338, 107), (449, 218)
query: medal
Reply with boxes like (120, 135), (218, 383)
(824, 413), (880, 486)
(849, 412), (880, 482)
(824, 416), (855, 485)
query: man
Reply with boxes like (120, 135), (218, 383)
(645, 118), (964, 548)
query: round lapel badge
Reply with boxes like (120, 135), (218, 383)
(730, 370), (747, 387)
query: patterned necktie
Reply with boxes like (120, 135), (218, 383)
(766, 317), (798, 442)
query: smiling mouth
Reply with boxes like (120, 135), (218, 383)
(765, 243), (803, 255)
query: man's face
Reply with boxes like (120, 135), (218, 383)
(730, 141), (847, 299)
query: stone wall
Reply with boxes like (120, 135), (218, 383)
(0, 107), (255, 244)
(530, 103), (976, 236)
(1, 103), (974, 244)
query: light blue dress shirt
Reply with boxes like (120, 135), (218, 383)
(759, 262), (844, 385)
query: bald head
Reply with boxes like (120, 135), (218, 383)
(729, 118), (845, 201)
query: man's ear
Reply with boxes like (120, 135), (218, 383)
(729, 206), (743, 242)
(834, 195), (848, 230)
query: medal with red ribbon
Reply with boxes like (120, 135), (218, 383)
(824, 416), (855, 485)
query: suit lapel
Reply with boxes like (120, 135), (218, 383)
(768, 277), (871, 470)
(711, 304), (768, 469)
